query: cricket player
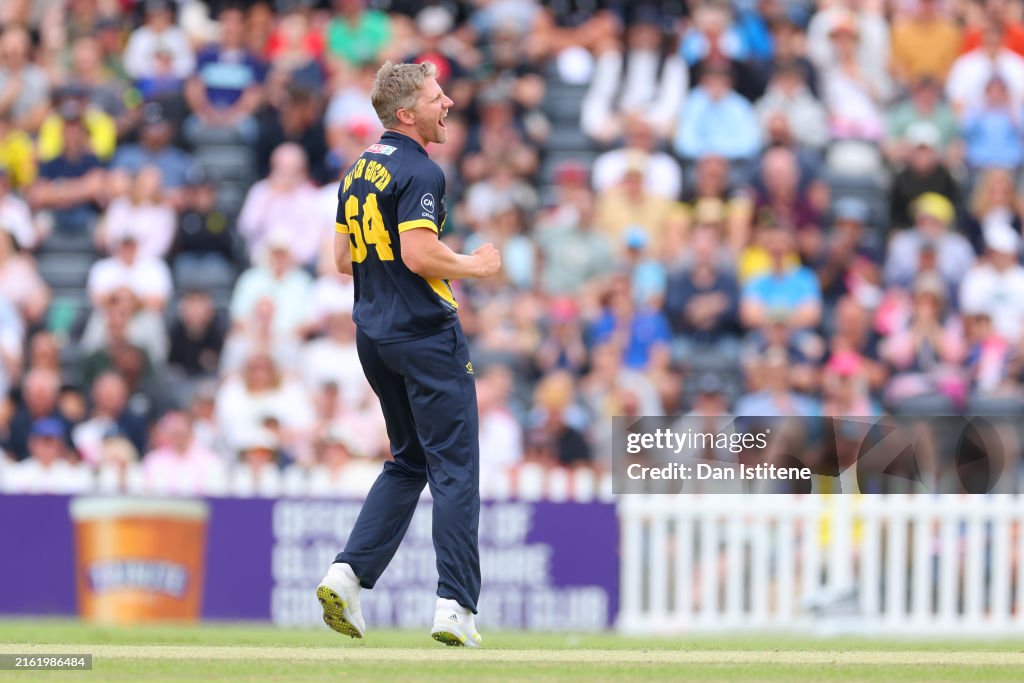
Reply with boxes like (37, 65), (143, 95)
(316, 61), (501, 647)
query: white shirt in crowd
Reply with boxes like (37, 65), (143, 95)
(86, 255), (173, 304)
(103, 198), (177, 260)
(214, 376), (315, 454)
(946, 48), (1024, 112)
(959, 262), (1024, 343)
(581, 49), (687, 139)
(3, 458), (93, 494)
(0, 194), (37, 249)
(591, 149), (682, 199)
(123, 24), (196, 80)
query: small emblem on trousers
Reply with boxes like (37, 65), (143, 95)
(465, 362), (474, 374)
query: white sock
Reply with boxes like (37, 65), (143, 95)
(437, 597), (471, 614)
(333, 562), (359, 584)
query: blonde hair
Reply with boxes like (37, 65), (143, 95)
(371, 61), (438, 129)
(969, 168), (1017, 219)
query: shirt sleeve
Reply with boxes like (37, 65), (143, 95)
(396, 164), (444, 234)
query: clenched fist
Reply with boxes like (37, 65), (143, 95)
(471, 242), (502, 278)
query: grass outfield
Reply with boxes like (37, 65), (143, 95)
(0, 620), (1023, 682)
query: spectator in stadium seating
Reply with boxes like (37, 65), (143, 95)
(0, 25), (50, 132)
(880, 272), (967, 406)
(2, 418), (91, 494)
(5, 368), (68, 461)
(590, 278), (673, 371)
(82, 273), (168, 371)
(254, 82), (323, 184)
(741, 224), (823, 332)
(37, 85), (117, 163)
(302, 424), (361, 497)
(229, 230), (312, 338)
(959, 222), (1024, 345)
(663, 225), (742, 364)
(679, 155), (754, 253)
(961, 0), (1024, 55)
(461, 89), (539, 182)
(734, 347), (821, 415)
(582, 10), (687, 143)
(527, 371), (592, 469)
(229, 427), (283, 497)
(221, 295), (302, 375)
(477, 364), (523, 476)
(462, 161), (538, 235)
(535, 298), (588, 377)
(821, 350), (882, 417)
(806, 4), (889, 82)
(184, 4), (266, 147)
(72, 371), (149, 463)
(619, 227), (666, 307)
(265, 6), (325, 90)
(142, 411), (227, 496)
(821, 15), (892, 141)
(753, 146), (824, 233)
(889, 122), (959, 230)
(961, 75), (1024, 171)
(884, 193), (976, 290)
(168, 290), (225, 378)
(172, 167), (234, 262)
(100, 165), (176, 259)
(674, 63), (761, 161)
(65, 36), (135, 137)
(885, 77), (959, 165)
(215, 351), (314, 459)
(86, 233), (172, 314)
(324, 64), (382, 159)
(111, 103), (193, 204)
(764, 17), (819, 97)
(963, 168), (1024, 253)
(962, 304), (1014, 397)
(755, 62), (829, 152)
(0, 111), (36, 190)
(324, 0), (391, 70)
(535, 174), (613, 296)
(889, 0), (961, 84)
(301, 307), (370, 412)
(403, 6), (476, 108)
(595, 154), (674, 252)
(829, 295), (888, 392)
(93, 431), (144, 495)
(238, 143), (322, 266)
(0, 296), (21, 402)
(947, 21), (1024, 115)
(813, 198), (884, 309)
(123, 0), (195, 88)
(0, 169), (35, 250)
(28, 103), (107, 234)
(26, 331), (59, 374)
(592, 115), (682, 199)
(0, 228), (48, 328)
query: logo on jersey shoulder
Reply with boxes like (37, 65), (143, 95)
(421, 193), (435, 213)
(366, 144), (397, 155)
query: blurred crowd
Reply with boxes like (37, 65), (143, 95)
(1, 0), (1024, 496)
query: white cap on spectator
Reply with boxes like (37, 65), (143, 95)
(984, 221), (1021, 254)
(905, 121), (941, 150)
(321, 424), (365, 458)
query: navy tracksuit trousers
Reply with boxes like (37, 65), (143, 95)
(335, 322), (481, 613)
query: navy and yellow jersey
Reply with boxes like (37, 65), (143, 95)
(336, 131), (458, 343)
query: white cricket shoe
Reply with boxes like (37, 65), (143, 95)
(430, 597), (482, 647)
(316, 563), (365, 639)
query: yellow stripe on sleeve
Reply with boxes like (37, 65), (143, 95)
(335, 221), (349, 234)
(398, 219), (438, 234)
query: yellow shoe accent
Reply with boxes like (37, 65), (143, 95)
(316, 585), (363, 639)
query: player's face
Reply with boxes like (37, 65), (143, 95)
(414, 77), (454, 145)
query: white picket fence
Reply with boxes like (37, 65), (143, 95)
(618, 494), (1024, 635)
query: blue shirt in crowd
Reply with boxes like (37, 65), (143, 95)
(674, 87), (761, 160)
